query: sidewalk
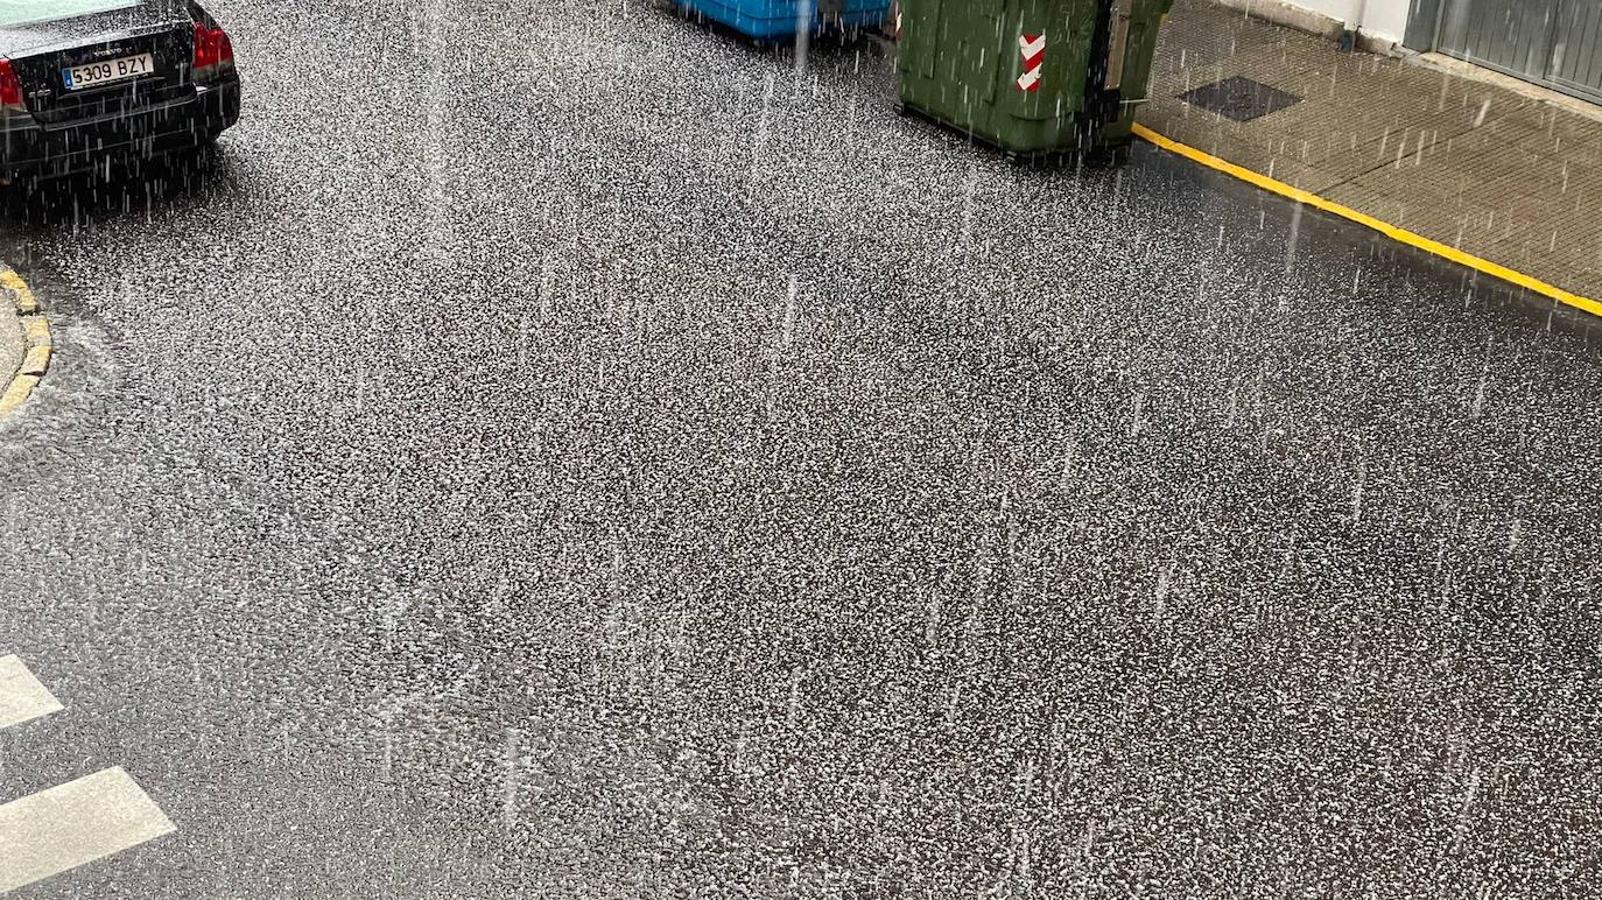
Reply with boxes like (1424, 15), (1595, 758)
(1137, 0), (1602, 307)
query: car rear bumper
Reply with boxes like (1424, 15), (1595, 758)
(0, 76), (240, 180)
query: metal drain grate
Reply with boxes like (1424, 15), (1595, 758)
(1179, 76), (1303, 122)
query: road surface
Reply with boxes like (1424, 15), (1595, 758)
(1, 0), (1599, 896)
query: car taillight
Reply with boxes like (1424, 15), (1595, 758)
(192, 22), (234, 75)
(0, 60), (23, 111)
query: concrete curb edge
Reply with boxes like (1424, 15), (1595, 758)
(0, 265), (51, 419)
(1131, 123), (1602, 321)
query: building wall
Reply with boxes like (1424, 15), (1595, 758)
(1268, 0), (1413, 44)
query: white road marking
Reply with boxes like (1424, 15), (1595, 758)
(0, 654), (64, 729)
(0, 767), (176, 893)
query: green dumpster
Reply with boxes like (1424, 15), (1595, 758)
(1093, 0), (1173, 154)
(895, 0), (1173, 160)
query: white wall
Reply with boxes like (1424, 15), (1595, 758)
(1288, 0), (1411, 43)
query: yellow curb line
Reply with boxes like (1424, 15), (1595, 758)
(1131, 123), (1602, 321)
(0, 269), (38, 315)
(0, 264), (50, 419)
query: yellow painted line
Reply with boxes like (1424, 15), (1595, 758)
(21, 314), (49, 346)
(0, 373), (41, 416)
(1, 264), (49, 419)
(1131, 123), (1602, 320)
(22, 343), (51, 376)
(0, 269), (36, 314)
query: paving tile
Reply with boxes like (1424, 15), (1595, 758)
(1140, 98), (1345, 192)
(1252, 72), (1537, 146)
(1154, 44), (1326, 99)
(1515, 114), (1602, 170)
(1339, 125), (1537, 200)
(1338, 189), (1519, 246)
(1489, 204), (1602, 277)
(1475, 164), (1602, 223)
(1486, 95), (1583, 133)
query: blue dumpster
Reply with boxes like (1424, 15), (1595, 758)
(676, 0), (890, 40)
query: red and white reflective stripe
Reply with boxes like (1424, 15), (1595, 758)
(1016, 33), (1046, 92)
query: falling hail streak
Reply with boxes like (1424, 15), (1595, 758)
(1154, 562), (1173, 621)
(750, 72), (776, 185)
(502, 727), (520, 831)
(1450, 767), (1483, 853)
(1471, 362), (1488, 419)
(1284, 202), (1303, 274)
(786, 667), (804, 729)
(959, 165), (979, 247)
(1059, 439), (1077, 488)
(1351, 460), (1366, 527)
(792, 3), (809, 73)
(782, 276), (798, 348)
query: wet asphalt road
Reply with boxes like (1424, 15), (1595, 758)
(2, 0), (1602, 896)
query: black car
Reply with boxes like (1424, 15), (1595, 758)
(0, 0), (240, 182)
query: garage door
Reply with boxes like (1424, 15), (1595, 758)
(1408, 0), (1602, 105)
(1549, 2), (1602, 101)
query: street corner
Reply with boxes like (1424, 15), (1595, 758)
(0, 263), (51, 420)
(1135, 0), (1602, 324)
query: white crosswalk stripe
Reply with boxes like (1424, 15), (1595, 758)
(0, 655), (176, 893)
(0, 767), (177, 893)
(0, 654), (64, 729)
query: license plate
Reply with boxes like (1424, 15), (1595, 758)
(62, 52), (153, 90)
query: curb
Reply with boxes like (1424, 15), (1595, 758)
(0, 265), (51, 419)
(1130, 123), (1602, 321)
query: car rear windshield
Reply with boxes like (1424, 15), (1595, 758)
(0, 0), (139, 27)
